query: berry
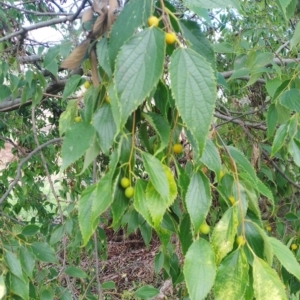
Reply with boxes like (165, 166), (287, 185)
(228, 196), (235, 205)
(105, 96), (110, 103)
(83, 81), (90, 89)
(173, 143), (183, 154)
(199, 223), (210, 235)
(124, 186), (134, 198)
(120, 177), (130, 189)
(266, 225), (272, 232)
(147, 16), (159, 27)
(291, 243), (298, 250)
(74, 116), (82, 122)
(219, 170), (225, 179)
(236, 235), (245, 246)
(165, 32), (176, 44)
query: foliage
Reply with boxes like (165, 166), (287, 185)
(0, 0), (300, 299)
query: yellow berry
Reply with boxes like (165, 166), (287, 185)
(266, 225), (272, 232)
(236, 235), (245, 246)
(165, 32), (177, 44)
(124, 186), (134, 198)
(83, 81), (90, 89)
(228, 196), (235, 205)
(74, 116), (82, 122)
(105, 96), (110, 103)
(291, 243), (298, 250)
(120, 177), (130, 189)
(147, 16), (159, 27)
(173, 143), (183, 154)
(199, 223), (210, 235)
(219, 170), (225, 179)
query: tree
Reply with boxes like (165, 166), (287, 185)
(0, 0), (300, 299)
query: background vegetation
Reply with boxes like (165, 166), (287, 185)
(0, 0), (300, 299)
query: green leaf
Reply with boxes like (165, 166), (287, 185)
(134, 179), (153, 226)
(61, 121), (96, 171)
(227, 146), (257, 184)
(276, 0), (295, 19)
(80, 136), (101, 175)
(211, 206), (239, 265)
(5, 251), (23, 280)
(59, 100), (78, 136)
(0, 84), (11, 102)
(179, 20), (215, 70)
(213, 42), (235, 53)
(183, 0), (239, 9)
(169, 48), (216, 156)
(255, 178), (274, 210)
(21, 224), (40, 236)
(43, 46), (59, 77)
(62, 75), (82, 101)
(10, 273), (29, 300)
(78, 184), (97, 245)
(96, 38), (112, 77)
(101, 281), (116, 290)
(291, 20), (300, 48)
(271, 122), (288, 157)
(269, 237), (300, 281)
(154, 81), (170, 116)
(114, 27), (165, 129)
(142, 112), (170, 155)
(49, 225), (65, 245)
(19, 247), (35, 279)
(184, 238), (216, 300)
(279, 89), (300, 112)
(109, 0), (152, 68)
(92, 103), (116, 155)
(214, 249), (249, 300)
(179, 214), (193, 255)
(200, 139), (221, 174)
(244, 221), (265, 259)
(0, 274), (6, 299)
(142, 152), (169, 202)
(186, 171), (211, 232)
(31, 242), (58, 263)
(145, 165), (177, 227)
(134, 285), (159, 298)
(65, 266), (87, 278)
(253, 256), (287, 300)
(111, 182), (129, 227)
(289, 138), (300, 167)
(40, 288), (54, 300)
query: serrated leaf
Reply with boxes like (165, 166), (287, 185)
(279, 89), (300, 112)
(253, 256), (287, 300)
(19, 247), (35, 279)
(31, 242), (58, 263)
(65, 266), (87, 278)
(62, 75), (82, 101)
(49, 225), (65, 245)
(142, 152), (169, 202)
(93, 103), (116, 155)
(59, 100), (78, 136)
(0, 84), (11, 102)
(289, 138), (300, 167)
(179, 214), (193, 255)
(109, 0), (151, 68)
(145, 165), (177, 228)
(5, 251), (23, 280)
(96, 38), (112, 77)
(80, 136), (101, 175)
(114, 27), (165, 129)
(271, 122), (288, 157)
(244, 221), (265, 259)
(200, 139), (221, 174)
(40, 288), (54, 300)
(186, 170), (211, 232)
(214, 249), (249, 300)
(142, 112), (170, 155)
(255, 178), (274, 210)
(291, 21), (300, 48)
(43, 46), (59, 76)
(11, 274), (29, 300)
(211, 206), (239, 265)
(184, 238), (216, 300)
(179, 20), (215, 70)
(21, 224), (40, 236)
(266, 104), (278, 138)
(269, 237), (300, 281)
(183, 0), (239, 9)
(61, 121), (95, 171)
(111, 182), (129, 227)
(169, 48), (216, 156)
(134, 179), (153, 226)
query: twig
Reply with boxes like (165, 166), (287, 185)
(0, 211), (24, 225)
(0, 138), (62, 204)
(92, 160), (103, 300)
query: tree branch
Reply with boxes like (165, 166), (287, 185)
(0, 138), (63, 205)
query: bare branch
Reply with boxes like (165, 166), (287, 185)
(0, 138), (63, 205)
